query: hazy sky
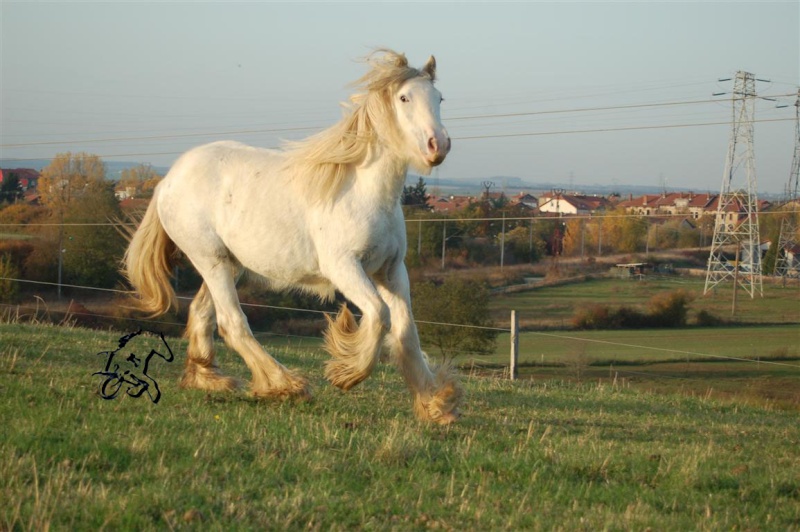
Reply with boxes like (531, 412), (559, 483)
(1, 1), (798, 194)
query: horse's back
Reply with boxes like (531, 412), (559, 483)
(156, 141), (288, 216)
(154, 141), (321, 288)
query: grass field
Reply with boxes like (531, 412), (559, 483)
(2, 322), (800, 529)
(489, 276), (800, 328)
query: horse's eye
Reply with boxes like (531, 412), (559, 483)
(400, 95), (409, 103)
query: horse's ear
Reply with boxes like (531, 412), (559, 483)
(422, 55), (436, 81)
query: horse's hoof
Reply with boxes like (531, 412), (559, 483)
(180, 365), (242, 392)
(251, 373), (312, 401)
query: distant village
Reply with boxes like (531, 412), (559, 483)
(1, 166), (798, 270)
(1, 165), (794, 220)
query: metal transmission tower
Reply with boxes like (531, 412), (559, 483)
(704, 71), (764, 298)
(773, 89), (800, 280)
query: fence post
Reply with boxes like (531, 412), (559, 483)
(510, 310), (518, 380)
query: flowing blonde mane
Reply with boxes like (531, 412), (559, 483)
(284, 49), (436, 204)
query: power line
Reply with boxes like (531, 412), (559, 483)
(454, 117), (793, 141)
(4, 118), (793, 163)
(3, 94), (794, 150)
(448, 94), (796, 122)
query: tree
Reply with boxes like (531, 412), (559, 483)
(401, 177), (428, 207)
(61, 180), (126, 288)
(505, 224), (546, 263)
(411, 278), (498, 359)
(0, 172), (24, 204)
(118, 163), (161, 198)
(601, 208), (647, 253)
(38, 152), (106, 211)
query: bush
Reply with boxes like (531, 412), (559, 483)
(572, 289), (695, 330)
(0, 255), (20, 302)
(412, 277), (498, 359)
(647, 289), (694, 327)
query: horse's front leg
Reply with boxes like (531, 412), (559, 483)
(376, 264), (462, 424)
(322, 258), (390, 390)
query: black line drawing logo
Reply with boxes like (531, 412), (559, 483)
(94, 328), (174, 404)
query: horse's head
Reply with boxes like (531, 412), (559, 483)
(392, 55), (451, 174)
(350, 50), (451, 175)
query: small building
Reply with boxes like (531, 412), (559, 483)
(614, 262), (653, 278)
(0, 168), (40, 190)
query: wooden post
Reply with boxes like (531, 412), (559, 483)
(510, 310), (519, 380)
(441, 221), (446, 270)
(732, 243), (740, 317)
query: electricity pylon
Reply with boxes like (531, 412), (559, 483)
(774, 88), (800, 280)
(704, 71), (763, 298)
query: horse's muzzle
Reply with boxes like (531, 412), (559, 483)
(425, 133), (451, 166)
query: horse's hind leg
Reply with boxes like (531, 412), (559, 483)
(180, 282), (241, 392)
(196, 259), (309, 399)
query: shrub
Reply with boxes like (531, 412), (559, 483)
(647, 289), (694, 327)
(572, 304), (611, 329)
(572, 289), (696, 330)
(412, 277), (498, 359)
(0, 254), (20, 302)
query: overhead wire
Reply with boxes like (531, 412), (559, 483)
(3, 93), (796, 150)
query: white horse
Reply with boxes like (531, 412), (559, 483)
(124, 50), (461, 423)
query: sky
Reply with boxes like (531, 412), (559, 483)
(1, 1), (798, 194)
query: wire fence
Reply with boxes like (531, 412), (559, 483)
(2, 205), (799, 402)
(1, 274), (798, 370)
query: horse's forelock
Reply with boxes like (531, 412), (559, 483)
(353, 49), (435, 96)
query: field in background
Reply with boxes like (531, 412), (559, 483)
(473, 276), (800, 409)
(2, 322), (799, 529)
(5, 272), (797, 409)
(489, 276), (800, 329)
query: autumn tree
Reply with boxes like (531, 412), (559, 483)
(118, 163), (161, 198)
(60, 180), (126, 288)
(38, 152), (106, 212)
(600, 208), (647, 253)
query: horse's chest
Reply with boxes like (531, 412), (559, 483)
(317, 208), (402, 271)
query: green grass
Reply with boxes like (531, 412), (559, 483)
(489, 276), (800, 328)
(478, 325), (800, 366)
(2, 322), (800, 529)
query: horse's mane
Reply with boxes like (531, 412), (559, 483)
(284, 49), (436, 204)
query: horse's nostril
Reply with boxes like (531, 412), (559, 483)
(428, 137), (438, 154)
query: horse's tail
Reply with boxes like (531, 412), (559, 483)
(123, 198), (178, 317)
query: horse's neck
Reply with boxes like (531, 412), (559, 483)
(353, 145), (408, 208)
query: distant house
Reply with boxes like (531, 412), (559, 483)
(115, 186), (138, 201)
(426, 195), (474, 213)
(512, 192), (538, 209)
(538, 193), (611, 216)
(616, 191), (771, 225)
(0, 168), (40, 190)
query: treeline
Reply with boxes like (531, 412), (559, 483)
(0, 153), (163, 301)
